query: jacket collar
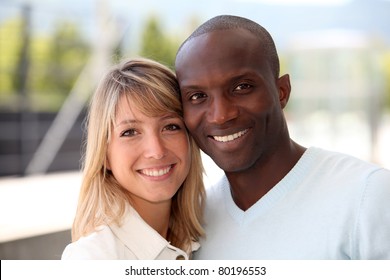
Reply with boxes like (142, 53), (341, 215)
(109, 205), (171, 259)
(108, 205), (202, 259)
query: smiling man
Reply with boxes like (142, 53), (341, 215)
(175, 15), (390, 259)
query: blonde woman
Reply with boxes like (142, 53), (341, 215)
(62, 58), (205, 260)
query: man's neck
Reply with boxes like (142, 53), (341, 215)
(226, 141), (306, 211)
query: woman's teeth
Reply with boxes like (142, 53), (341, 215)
(140, 166), (172, 177)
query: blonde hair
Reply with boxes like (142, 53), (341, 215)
(72, 58), (205, 252)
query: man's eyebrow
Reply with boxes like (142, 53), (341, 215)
(231, 71), (260, 80)
(179, 82), (204, 90)
(180, 71), (259, 88)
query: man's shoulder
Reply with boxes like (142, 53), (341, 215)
(309, 147), (384, 172)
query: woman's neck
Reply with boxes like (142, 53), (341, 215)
(131, 199), (171, 239)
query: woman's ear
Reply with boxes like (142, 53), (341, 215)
(105, 157), (111, 171)
(277, 74), (291, 109)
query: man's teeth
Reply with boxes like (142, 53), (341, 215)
(140, 166), (172, 177)
(213, 129), (248, 143)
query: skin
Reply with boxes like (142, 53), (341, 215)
(176, 28), (305, 211)
(106, 95), (191, 236)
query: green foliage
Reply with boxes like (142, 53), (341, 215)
(33, 21), (90, 100)
(139, 16), (179, 69)
(383, 52), (390, 111)
(0, 14), (90, 112)
(0, 18), (24, 97)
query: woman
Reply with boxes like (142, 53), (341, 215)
(62, 58), (205, 259)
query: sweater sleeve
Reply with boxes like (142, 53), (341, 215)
(354, 168), (390, 259)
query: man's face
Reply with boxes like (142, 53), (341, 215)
(175, 28), (290, 173)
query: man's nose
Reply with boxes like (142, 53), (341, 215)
(207, 95), (239, 125)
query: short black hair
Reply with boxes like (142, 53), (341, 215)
(176, 15), (280, 78)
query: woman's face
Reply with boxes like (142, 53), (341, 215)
(106, 95), (191, 208)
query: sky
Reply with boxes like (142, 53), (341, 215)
(234, 0), (351, 4)
(2, 0), (390, 50)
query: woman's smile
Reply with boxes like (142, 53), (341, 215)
(138, 164), (175, 178)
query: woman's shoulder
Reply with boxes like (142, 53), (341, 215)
(61, 226), (120, 260)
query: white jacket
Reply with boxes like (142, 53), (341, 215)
(62, 206), (198, 260)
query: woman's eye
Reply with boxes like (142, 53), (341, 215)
(163, 124), (181, 131)
(121, 129), (138, 137)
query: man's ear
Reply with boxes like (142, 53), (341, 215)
(277, 74), (291, 109)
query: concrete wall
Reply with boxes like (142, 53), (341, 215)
(0, 172), (81, 260)
(0, 229), (71, 260)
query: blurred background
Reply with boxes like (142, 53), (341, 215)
(0, 0), (389, 259)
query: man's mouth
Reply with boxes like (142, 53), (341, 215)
(212, 129), (249, 143)
(138, 165), (173, 177)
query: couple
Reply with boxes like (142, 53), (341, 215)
(62, 15), (390, 260)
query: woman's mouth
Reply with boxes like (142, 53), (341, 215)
(138, 165), (174, 177)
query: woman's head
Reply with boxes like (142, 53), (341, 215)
(87, 58), (182, 175)
(73, 58), (204, 250)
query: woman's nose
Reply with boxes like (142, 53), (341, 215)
(143, 134), (166, 159)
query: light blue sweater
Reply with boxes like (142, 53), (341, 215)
(195, 147), (390, 259)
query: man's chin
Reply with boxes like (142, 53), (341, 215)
(212, 157), (250, 173)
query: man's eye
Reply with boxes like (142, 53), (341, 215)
(121, 129), (138, 137)
(189, 92), (207, 101)
(234, 83), (252, 91)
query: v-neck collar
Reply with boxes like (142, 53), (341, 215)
(222, 147), (318, 224)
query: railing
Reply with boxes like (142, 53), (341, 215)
(0, 112), (85, 177)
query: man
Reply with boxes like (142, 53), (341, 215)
(175, 15), (390, 259)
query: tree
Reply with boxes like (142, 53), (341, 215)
(0, 17), (25, 108)
(384, 51), (390, 111)
(29, 20), (90, 111)
(0, 14), (91, 112)
(139, 16), (178, 69)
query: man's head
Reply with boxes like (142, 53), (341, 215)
(177, 15), (280, 79)
(175, 15), (291, 173)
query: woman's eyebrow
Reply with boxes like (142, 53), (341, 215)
(160, 114), (180, 121)
(114, 119), (139, 128)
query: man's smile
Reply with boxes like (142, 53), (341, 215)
(210, 129), (249, 143)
